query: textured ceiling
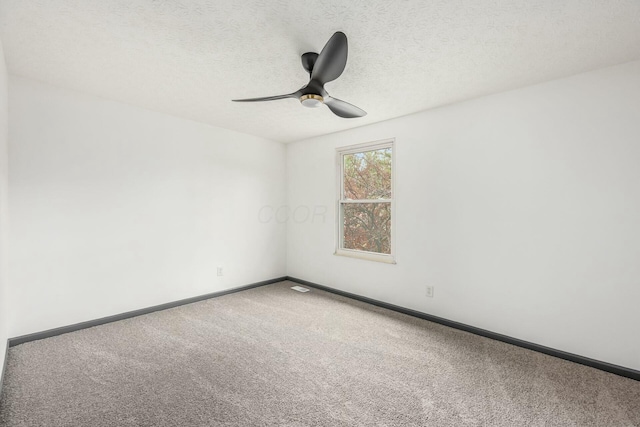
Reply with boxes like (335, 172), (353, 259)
(1, 0), (639, 143)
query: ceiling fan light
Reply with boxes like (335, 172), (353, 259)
(300, 94), (324, 108)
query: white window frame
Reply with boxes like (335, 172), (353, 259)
(335, 138), (396, 264)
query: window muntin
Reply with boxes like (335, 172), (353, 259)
(336, 140), (395, 263)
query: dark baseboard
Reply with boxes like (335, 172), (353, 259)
(286, 276), (640, 382)
(9, 277), (287, 347)
(0, 339), (8, 395)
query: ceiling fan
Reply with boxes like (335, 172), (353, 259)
(232, 32), (366, 118)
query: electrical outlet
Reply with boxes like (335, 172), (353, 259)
(217, 267), (223, 276)
(426, 286), (434, 298)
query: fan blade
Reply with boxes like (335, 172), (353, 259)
(311, 32), (348, 84)
(232, 93), (298, 102)
(325, 97), (366, 118)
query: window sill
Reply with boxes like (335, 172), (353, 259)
(334, 249), (396, 264)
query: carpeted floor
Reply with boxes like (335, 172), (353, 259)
(1, 281), (639, 426)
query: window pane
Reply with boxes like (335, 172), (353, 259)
(343, 148), (391, 200)
(342, 202), (391, 254)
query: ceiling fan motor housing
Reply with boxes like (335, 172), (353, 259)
(300, 94), (324, 108)
(299, 80), (326, 107)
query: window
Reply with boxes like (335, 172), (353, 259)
(336, 139), (395, 263)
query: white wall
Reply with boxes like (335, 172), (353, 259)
(0, 39), (8, 373)
(8, 76), (286, 337)
(5, 60), (639, 372)
(287, 60), (640, 371)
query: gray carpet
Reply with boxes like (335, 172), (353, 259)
(1, 281), (639, 426)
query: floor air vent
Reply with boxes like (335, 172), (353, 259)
(291, 286), (310, 293)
